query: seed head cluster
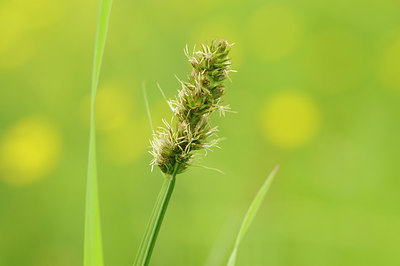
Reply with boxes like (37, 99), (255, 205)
(150, 39), (234, 175)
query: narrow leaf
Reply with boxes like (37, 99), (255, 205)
(227, 165), (279, 266)
(84, 0), (113, 265)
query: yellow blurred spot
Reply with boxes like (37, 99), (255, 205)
(102, 121), (147, 165)
(0, 0), (64, 69)
(0, 117), (62, 186)
(261, 92), (320, 149)
(191, 18), (243, 68)
(0, 5), (33, 69)
(81, 82), (147, 165)
(249, 4), (303, 60)
(95, 84), (135, 132)
(379, 31), (400, 92)
(303, 29), (363, 93)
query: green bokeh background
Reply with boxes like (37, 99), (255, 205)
(1, 0), (400, 265)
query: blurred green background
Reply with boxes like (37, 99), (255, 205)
(1, 0), (400, 265)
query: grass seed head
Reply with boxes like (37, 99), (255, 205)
(150, 39), (234, 175)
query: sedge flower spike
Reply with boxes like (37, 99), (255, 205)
(150, 39), (234, 175)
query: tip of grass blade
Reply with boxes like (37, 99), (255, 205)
(227, 165), (279, 266)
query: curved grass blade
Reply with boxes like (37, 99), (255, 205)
(133, 165), (180, 266)
(84, 0), (113, 265)
(227, 165), (279, 266)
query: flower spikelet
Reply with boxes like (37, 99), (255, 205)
(150, 39), (234, 175)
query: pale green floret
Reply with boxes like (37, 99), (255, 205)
(150, 39), (234, 175)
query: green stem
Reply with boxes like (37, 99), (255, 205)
(134, 164), (180, 266)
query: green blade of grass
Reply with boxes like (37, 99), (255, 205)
(84, 0), (112, 266)
(133, 164), (180, 266)
(227, 165), (279, 266)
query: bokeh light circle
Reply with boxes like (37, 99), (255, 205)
(95, 85), (134, 132)
(81, 83), (147, 165)
(261, 92), (320, 149)
(379, 31), (400, 92)
(0, 116), (62, 186)
(0, 0), (64, 69)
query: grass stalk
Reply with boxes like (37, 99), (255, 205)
(84, 0), (112, 265)
(136, 40), (233, 265)
(133, 164), (180, 266)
